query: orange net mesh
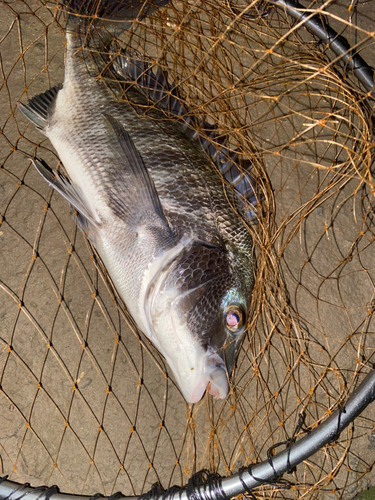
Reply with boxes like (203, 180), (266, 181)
(0, 0), (374, 498)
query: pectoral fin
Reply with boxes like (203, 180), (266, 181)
(31, 157), (101, 228)
(103, 114), (171, 233)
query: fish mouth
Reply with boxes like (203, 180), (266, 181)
(180, 349), (229, 404)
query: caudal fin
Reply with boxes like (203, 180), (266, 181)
(64, 0), (169, 35)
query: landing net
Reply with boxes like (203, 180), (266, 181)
(0, 1), (374, 498)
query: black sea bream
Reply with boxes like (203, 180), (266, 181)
(18, 0), (256, 403)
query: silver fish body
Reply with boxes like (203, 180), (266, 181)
(19, 14), (254, 403)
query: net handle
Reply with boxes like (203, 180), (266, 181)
(268, 0), (375, 96)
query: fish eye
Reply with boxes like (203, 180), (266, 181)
(225, 304), (245, 334)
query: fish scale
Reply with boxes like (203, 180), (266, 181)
(18, 1), (256, 403)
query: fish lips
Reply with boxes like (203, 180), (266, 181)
(174, 347), (229, 404)
(190, 334), (244, 403)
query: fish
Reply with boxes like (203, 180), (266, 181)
(18, 0), (256, 404)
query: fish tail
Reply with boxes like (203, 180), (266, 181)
(64, 0), (168, 38)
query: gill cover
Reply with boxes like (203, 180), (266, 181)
(147, 263), (230, 404)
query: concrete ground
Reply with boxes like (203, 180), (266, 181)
(0, 0), (374, 498)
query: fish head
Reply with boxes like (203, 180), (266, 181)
(147, 240), (252, 404)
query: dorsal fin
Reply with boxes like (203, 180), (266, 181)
(114, 54), (259, 222)
(18, 84), (62, 131)
(114, 55), (187, 115)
